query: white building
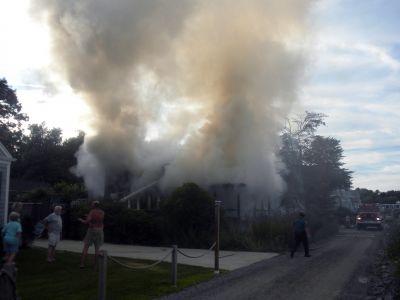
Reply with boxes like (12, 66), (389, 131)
(0, 141), (13, 226)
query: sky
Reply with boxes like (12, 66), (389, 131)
(0, 0), (399, 192)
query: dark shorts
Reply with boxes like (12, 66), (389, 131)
(3, 241), (19, 254)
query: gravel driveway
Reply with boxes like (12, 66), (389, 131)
(158, 228), (381, 300)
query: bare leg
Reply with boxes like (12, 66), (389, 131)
(47, 246), (55, 261)
(52, 246), (56, 260)
(80, 243), (89, 268)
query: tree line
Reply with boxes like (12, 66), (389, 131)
(357, 188), (400, 204)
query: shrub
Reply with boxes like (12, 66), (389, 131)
(251, 216), (293, 251)
(161, 183), (215, 248)
(67, 202), (163, 245)
(387, 221), (400, 261)
(220, 230), (258, 251)
(103, 204), (163, 245)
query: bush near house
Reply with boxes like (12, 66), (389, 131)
(67, 183), (215, 248)
(160, 182), (215, 248)
(251, 216), (293, 251)
(67, 202), (164, 245)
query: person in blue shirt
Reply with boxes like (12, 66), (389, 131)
(2, 212), (23, 265)
(290, 212), (311, 258)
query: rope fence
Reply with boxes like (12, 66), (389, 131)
(107, 250), (172, 270)
(96, 200), (224, 299)
(176, 242), (216, 259)
(97, 241), (224, 299)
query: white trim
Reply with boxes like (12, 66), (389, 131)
(0, 141), (14, 161)
(0, 141), (13, 226)
(120, 180), (159, 202)
(3, 163), (10, 226)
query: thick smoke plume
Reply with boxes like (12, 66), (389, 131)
(32, 0), (313, 199)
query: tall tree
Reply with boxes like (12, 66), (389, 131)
(280, 112), (326, 212)
(280, 112), (352, 214)
(12, 123), (84, 184)
(0, 78), (28, 155)
(302, 136), (352, 214)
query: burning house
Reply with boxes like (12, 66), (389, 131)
(33, 0), (313, 213)
(111, 172), (273, 222)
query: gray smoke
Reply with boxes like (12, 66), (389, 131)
(31, 0), (313, 199)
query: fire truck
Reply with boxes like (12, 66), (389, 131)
(356, 203), (383, 230)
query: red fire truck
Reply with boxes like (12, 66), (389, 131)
(356, 203), (383, 230)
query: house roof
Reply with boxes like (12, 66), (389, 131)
(0, 141), (14, 162)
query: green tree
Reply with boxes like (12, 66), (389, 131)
(357, 188), (380, 203)
(0, 78), (28, 155)
(380, 190), (400, 204)
(12, 123), (84, 184)
(280, 112), (352, 215)
(302, 136), (352, 214)
(280, 112), (326, 212)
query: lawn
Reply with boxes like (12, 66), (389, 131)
(14, 247), (215, 300)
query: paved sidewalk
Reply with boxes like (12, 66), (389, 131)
(33, 239), (278, 271)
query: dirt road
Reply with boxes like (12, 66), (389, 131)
(160, 228), (381, 300)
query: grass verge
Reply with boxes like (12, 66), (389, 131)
(14, 247), (215, 300)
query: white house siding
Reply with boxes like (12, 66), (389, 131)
(0, 163), (9, 225)
(0, 142), (13, 226)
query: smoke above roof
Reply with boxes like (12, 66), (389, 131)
(31, 0), (313, 198)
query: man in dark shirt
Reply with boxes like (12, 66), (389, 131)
(290, 212), (311, 258)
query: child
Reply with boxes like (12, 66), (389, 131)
(2, 212), (22, 265)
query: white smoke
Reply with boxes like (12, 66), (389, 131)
(31, 0), (313, 199)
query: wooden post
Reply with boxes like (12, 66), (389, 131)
(237, 194), (241, 219)
(147, 196), (151, 210)
(136, 198), (140, 210)
(214, 200), (221, 274)
(171, 245), (178, 287)
(98, 250), (107, 300)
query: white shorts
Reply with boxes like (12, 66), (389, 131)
(48, 232), (60, 247)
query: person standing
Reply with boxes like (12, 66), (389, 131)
(78, 201), (104, 268)
(290, 212), (311, 258)
(43, 206), (63, 262)
(2, 212), (22, 265)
